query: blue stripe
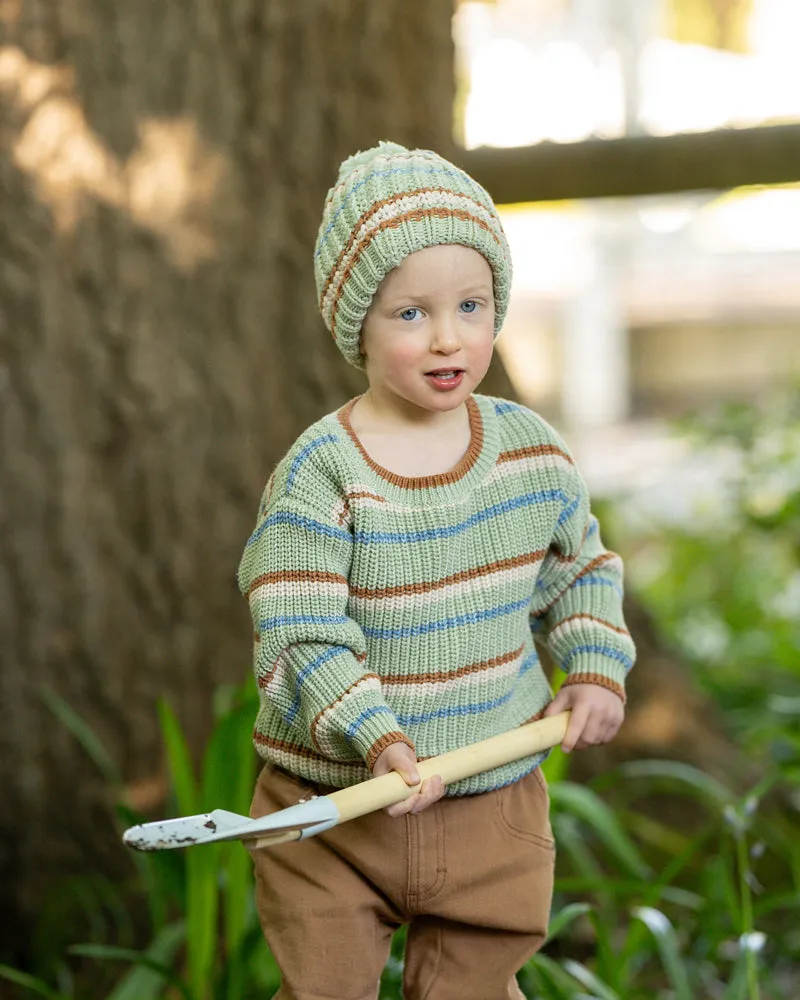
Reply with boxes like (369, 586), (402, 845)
(247, 510), (351, 547)
(494, 400), (525, 415)
(397, 690), (515, 727)
(260, 614), (349, 630)
(287, 434), (338, 491)
(557, 493), (582, 526)
(393, 651), (542, 727)
(563, 644), (633, 671)
(362, 596), (531, 640)
(316, 163), (474, 257)
(570, 575), (623, 598)
(344, 705), (394, 743)
(354, 491), (570, 545)
(285, 645), (350, 725)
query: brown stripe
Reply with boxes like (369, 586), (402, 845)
(330, 207), (502, 334)
(338, 395), (485, 490)
(253, 730), (365, 768)
(381, 644), (525, 686)
(562, 672), (626, 704)
(344, 491), (386, 503)
(540, 552), (620, 613)
(248, 570), (347, 596)
(365, 732), (416, 772)
(498, 444), (573, 465)
(309, 673), (381, 751)
(551, 612), (630, 637)
(319, 187), (496, 307)
(349, 550), (546, 600)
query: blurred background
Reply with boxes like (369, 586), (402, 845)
(1, 1), (798, 998)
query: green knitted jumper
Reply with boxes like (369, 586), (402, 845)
(237, 394), (635, 795)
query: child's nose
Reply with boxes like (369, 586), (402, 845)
(430, 317), (461, 353)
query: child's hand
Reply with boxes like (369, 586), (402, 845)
(371, 742), (445, 817)
(543, 683), (624, 753)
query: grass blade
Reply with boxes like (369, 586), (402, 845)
(69, 944), (193, 1000)
(106, 921), (187, 1000)
(0, 966), (70, 1000)
(546, 901), (592, 943)
(562, 959), (620, 1000)
(157, 699), (198, 818)
(619, 760), (733, 809)
(41, 688), (121, 785)
(550, 782), (652, 879)
(632, 906), (693, 1000)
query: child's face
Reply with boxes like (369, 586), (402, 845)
(360, 245), (495, 415)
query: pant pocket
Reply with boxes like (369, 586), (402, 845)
(495, 767), (555, 849)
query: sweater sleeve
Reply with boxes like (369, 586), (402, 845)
(237, 493), (413, 770)
(531, 452), (635, 703)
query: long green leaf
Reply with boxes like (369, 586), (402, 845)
(562, 959), (620, 1000)
(631, 906), (693, 1000)
(0, 966), (69, 1000)
(68, 944), (193, 1000)
(546, 901), (592, 943)
(41, 688), (121, 785)
(157, 699), (198, 818)
(106, 921), (187, 1000)
(619, 760), (733, 808)
(550, 782), (652, 878)
(185, 844), (220, 1000)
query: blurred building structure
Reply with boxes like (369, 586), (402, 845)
(455, 0), (800, 470)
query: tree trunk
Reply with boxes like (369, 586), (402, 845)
(0, 0), (508, 954)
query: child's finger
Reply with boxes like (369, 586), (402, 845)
(410, 775), (445, 814)
(562, 704), (589, 753)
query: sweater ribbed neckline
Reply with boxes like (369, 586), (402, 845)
(336, 394), (498, 499)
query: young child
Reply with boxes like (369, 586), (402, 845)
(238, 141), (635, 1000)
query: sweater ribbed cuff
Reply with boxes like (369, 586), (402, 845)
(365, 731), (416, 771)
(562, 671), (626, 704)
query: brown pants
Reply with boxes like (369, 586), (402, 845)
(249, 764), (555, 1000)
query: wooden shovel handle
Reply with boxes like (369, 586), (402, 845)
(329, 710), (569, 824)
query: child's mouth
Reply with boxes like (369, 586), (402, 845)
(424, 369), (465, 391)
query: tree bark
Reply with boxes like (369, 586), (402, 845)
(0, 0), (503, 955)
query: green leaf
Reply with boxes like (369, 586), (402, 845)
(106, 922), (187, 1000)
(619, 760), (733, 809)
(157, 699), (198, 817)
(550, 782), (652, 878)
(561, 959), (620, 1000)
(41, 688), (121, 785)
(631, 906), (693, 1000)
(0, 966), (70, 1000)
(546, 901), (592, 942)
(68, 944), (193, 1000)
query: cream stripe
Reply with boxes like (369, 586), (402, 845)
(382, 651), (525, 699)
(549, 615), (627, 643)
(347, 562), (541, 613)
(312, 675), (383, 757)
(250, 581), (347, 605)
(321, 190), (500, 320)
(487, 453), (574, 485)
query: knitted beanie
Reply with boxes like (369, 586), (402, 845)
(314, 141), (513, 368)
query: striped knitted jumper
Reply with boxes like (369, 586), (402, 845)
(237, 394), (635, 796)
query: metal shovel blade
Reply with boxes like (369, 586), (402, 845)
(123, 796), (340, 850)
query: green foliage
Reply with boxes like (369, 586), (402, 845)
(618, 394), (800, 783)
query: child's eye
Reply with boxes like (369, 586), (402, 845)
(400, 307), (422, 322)
(460, 300), (478, 314)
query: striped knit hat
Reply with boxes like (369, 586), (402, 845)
(314, 141), (513, 368)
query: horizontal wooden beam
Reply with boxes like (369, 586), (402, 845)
(457, 123), (800, 203)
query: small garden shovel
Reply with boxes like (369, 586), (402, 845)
(122, 710), (569, 852)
